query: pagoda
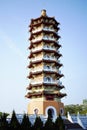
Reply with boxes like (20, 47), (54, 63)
(25, 10), (66, 117)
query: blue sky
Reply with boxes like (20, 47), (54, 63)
(0, 0), (87, 113)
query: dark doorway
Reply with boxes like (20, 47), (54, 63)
(48, 108), (54, 118)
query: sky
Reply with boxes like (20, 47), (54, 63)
(0, 0), (87, 113)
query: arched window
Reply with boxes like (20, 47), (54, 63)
(47, 55), (50, 58)
(44, 77), (51, 82)
(46, 77), (51, 82)
(34, 108), (39, 115)
(44, 65), (50, 70)
(60, 108), (64, 115)
(47, 65), (50, 69)
(47, 45), (49, 48)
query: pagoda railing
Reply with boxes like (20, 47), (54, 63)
(43, 56), (55, 61)
(43, 27), (56, 33)
(31, 57), (61, 63)
(30, 79), (62, 86)
(32, 27), (58, 34)
(43, 46), (55, 51)
(43, 80), (56, 84)
(31, 68), (57, 73)
(43, 36), (57, 41)
(31, 46), (56, 52)
(30, 80), (57, 85)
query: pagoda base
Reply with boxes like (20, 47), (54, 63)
(27, 100), (64, 117)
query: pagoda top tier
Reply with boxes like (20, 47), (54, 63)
(29, 9), (60, 26)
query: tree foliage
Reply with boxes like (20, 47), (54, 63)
(65, 104), (87, 115)
(55, 114), (65, 130)
(44, 116), (55, 130)
(0, 110), (65, 130)
(33, 116), (43, 130)
(21, 114), (31, 130)
(9, 110), (20, 130)
(0, 113), (8, 130)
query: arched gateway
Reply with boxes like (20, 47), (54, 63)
(46, 106), (57, 118)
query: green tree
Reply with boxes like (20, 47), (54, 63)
(21, 114), (31, 130)
(0, 112), (9, 118)
(9, 110), (20, 130)
(65, 104), (86, 115)
(0, 113), (8, 130)
(55, 114), (65, 130)
(44, 116), (54, 130)
(33, 116), (43, 130)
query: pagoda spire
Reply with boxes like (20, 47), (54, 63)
(25, 10), (66, 117)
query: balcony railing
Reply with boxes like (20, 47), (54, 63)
(43, 46), (55, 51)
(43, 27), (57, 34)
(31, 57), (61, 65)
(44, 80), (56, 84)
(31, 67), (57, 73)
(43, 56), (55, 61)
(30, 78), (63, 87)
(43, 36), (56, 41)
(31, 46), (56, 52)
(44, 67), (57, 72)
(31, 36), (57, 43)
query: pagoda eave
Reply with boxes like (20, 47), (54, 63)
(29, 33), (60, 41)
(28, 70), (64, 78)
(27, 83), (64, 90)
(25, 91), (66, 99)
(28, 59), (63, 68)
(26, 91), (43, 98)
(54, 52), (62, 57)
(28, 49), (62, 58)
(30, 30), (58, 38)
(44, 91), (67, 98)
(29, 20), (59, 28)
(29, 39), (61, 48)
(30, 16), (59, 26)
(29, 24), (60, 32)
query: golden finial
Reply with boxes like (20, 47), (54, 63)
(41, 9), (46, 17)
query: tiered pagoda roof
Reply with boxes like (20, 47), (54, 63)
(27, 59), (63, 68)
(26, 9), (66, 100)
(29, 39), (61, 49)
